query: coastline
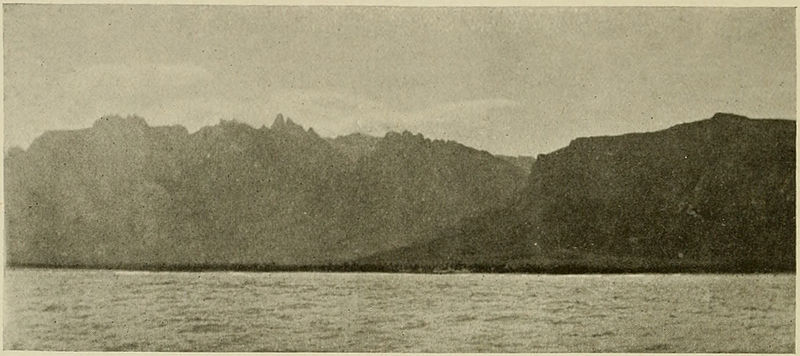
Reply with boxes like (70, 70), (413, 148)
(7, 262), (795, 274)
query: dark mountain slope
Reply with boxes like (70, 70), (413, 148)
(5, 114), (528, 267)
(161, 115), (352, 265)
(363, 113), (795, 272)
(329, 131), (528, 257)
(5, 116), (191, 266)
(496, 155), (536, 173)
(327, 133), (381, 163)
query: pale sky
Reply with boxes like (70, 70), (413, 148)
(4, 5), (795, 156)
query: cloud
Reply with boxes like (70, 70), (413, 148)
(65, 63), (213, 92)
(263, 89), (391, 136)
(8, 74), (532, 154)
(58, 62), (214, 113)
(255, 89), (523, 140)
(133, 88), (527, 154)
(42, 62), (215, 131)
(251, 89), (528, 154)
(405, 98), (523, 129)
(140, 97), (264, 131)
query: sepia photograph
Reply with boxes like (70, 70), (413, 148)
(2, 3), (796, 353)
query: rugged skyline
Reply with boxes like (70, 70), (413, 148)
(6, 113), (530, 266)
(4, 6), (795, 156)
(4, 5), (796, 353)
(5, 112), (795, 272)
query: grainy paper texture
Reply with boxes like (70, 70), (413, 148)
(2, 1), (796, 353)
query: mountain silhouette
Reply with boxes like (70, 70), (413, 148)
(5, 114), (528, 267)
(362, 113), (795, 272)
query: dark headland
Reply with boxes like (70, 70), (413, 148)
(5, 113), (795, 273)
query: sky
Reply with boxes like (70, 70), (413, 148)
(3, 5), (795, 156)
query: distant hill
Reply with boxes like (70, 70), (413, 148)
(5, 114), (527, 267)
(361, 113), (796, 272)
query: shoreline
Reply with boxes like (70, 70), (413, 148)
(7, 263), (795, 274)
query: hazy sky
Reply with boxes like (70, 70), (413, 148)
(4, 5), (795, 155)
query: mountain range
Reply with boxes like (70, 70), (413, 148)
(5, 112), (795, 272)
(6, 114), (527, 267)
(362, 113), (795, 272)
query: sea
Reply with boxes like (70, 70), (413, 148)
(3, 268), (795, 352)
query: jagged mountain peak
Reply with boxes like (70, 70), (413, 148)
(272, 113), (285, 128)
(271, 113), (307, 134)
(6, 112), (528, 267)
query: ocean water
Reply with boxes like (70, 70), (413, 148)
(3, 268), (795, 352)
